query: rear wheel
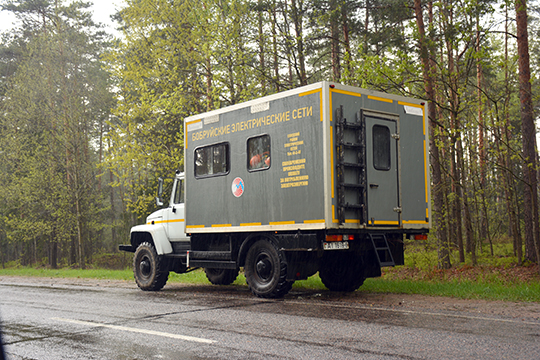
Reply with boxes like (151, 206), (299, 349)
(244, 239), (293, 298)
(133, 242), (169, 291)
(204, 268), (239, 285)
(319, 251), (365, 292)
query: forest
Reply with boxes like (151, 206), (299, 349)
(0, 0), (539, 272)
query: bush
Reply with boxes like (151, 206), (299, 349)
(93, 252), (133, 270)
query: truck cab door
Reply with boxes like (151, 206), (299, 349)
(365, 115), (400, 227)
(163, 177), (189, 242)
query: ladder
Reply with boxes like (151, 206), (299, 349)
(368, 233), (395, 267)
(335, 105), (367, 225)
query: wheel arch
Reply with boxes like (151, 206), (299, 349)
(130, 224), (173, 255)
(237, 233), (279, 268)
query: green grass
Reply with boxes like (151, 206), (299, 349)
(361, 277), (540, 302)
(0, 267), (135, 281)
(1, 266), (538, 303)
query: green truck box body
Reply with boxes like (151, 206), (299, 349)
(184, 82), (430, 234)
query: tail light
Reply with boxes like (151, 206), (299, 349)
(325, 234), (355, 241)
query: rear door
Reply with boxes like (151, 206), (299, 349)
(365, 115), (400, 227)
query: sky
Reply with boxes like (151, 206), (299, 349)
(0, 0), (121, 34)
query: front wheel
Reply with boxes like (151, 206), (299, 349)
(204, 268), (239, 285)
(319, 251), (365, 292)
(244, 239), (293, 298)
(133, 242), (169, 291)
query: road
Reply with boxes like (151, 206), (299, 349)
(1, 276), (539, 360)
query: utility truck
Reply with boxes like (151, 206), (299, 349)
(119, 81), (431, 298)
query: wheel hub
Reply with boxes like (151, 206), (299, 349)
(256, 258), (272, 280)
(140, 258), (151, 277)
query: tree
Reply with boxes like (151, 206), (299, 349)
(0, 0), (114, 268)
(515, 0), (540, 270)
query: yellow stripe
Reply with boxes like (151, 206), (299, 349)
(320, 91), (323, 122)
(185, 119), (202, 150)
(212, 224), (232, 227)
(298, 89), (323, 122)
(147, 219), (185, 225)
(298, 89), (321, 97)
(368, 95), (392, 103)
(331, 88), (362, 98)
(332, 205), (338, 223)
(424, 139), (428, 204)
(330, 125), (335, 199)
(426, 208), (429, 219)
(398, 101), (423, 108)
(345, 219), (360, 224)
(269, 220), (295, 225)
(304, 219), (325, 224)
(186, 119), (202, 125)
(240, 222), (262, 226)
(372, 221), (399, 225)
(186, 225), (205, 229)
(422, 105), (426, 135)
(403, 220), (429, 224)
(329, 89), (333, 122)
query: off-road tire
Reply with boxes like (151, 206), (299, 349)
(204, 268), (239, 285)
(133, 242), (169, 291)
(244, 239), (293, 298)
(319, 251), (365, 292)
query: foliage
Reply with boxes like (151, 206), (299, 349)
(0, 0), (115, 268)
(1, 0), (540, 272)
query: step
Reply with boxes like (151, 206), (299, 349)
(340, 182), (365, 189)
(340, 162), (365, 169)
(338, 141), (363, 148)
(342, 203), (365, 210)
(341, 122), (363, 130)
(368, 234), (395, 267)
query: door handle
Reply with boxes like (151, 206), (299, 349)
(369, 183), (379, 188)
(172, 206), (177, 213)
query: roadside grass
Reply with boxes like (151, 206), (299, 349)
(1, 240), (538, 303)
(1, 265), (538, 303)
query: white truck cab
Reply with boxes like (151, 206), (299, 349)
(126, 171), (189, 256)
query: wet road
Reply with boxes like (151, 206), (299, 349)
(1, 278), (539, 360)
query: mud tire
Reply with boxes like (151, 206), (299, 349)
(319, 252), (365, 292)
(244, 239), (293, 298)
(204, 268), (239, 285)
(133, 242), (169, 291)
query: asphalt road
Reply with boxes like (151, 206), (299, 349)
(1, 277), (539, 360)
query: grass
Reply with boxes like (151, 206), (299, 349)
(1, 265), (538, 303)
(1, 240), (538, 303)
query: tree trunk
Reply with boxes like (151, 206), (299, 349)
(341, 3), (353, 80)
(270, 0), (280, 92)
(330, 0), (341, 81)
(291, 0), (307, 85)
(414, 0), (451, 269)
(515, 0), (540, 269)
(258, 0), (266, 93)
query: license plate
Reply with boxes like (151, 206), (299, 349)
(323, 241), (349, 250)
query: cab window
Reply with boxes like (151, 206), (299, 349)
(172, 179), (184, 204)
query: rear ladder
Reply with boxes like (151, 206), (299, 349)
(336, 106), (367, 225)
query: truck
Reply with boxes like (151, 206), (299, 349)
(119, 81), (431, 298)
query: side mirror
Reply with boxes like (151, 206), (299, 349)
(156, 177), (164, 207)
